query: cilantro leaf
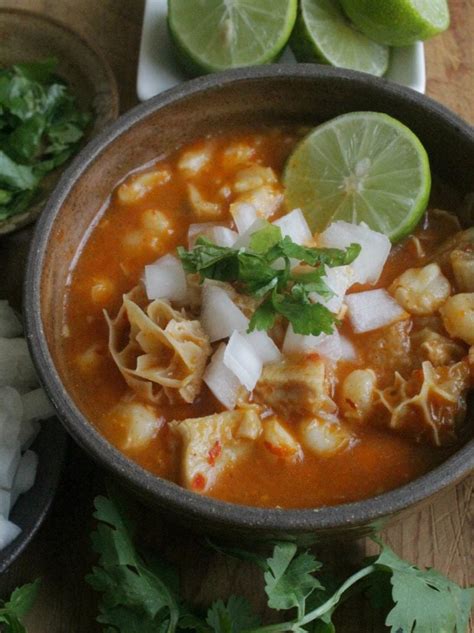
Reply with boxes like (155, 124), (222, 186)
(179, 611), (212, 632)
(206, 596), (260, 633)
(375, 545), (474, 633)
(274, 238), (361, 268)
(264, 543), (323, 612)
(248, 222), (282, 253)
(2, 580), (40, 619)
(248, 299), (277, 333)
(290, 271), (333, 299)
(0, 579), (40, 633)
(271, 293), (337, 336)
(237, 252), (280, 296)
(0, 150), (39, 190)
(178, 239), (239, 282)
(6, 114), (46, 162)
(86, 493), (181, 633)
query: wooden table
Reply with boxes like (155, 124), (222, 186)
(0, 0), (473, 630)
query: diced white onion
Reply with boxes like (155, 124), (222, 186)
(242, 330), (281, 364)
(319, 221), (391, 285)
(224, 331), (263, 391)
(230, 201), (258, 234)
(12, 450), (38, 495)
(309, 265), (354, 314)
(346, 289), (408, 333)
(144, 254), (187, 303)
(273, 208), (312, 245)
(283, 325), (342, 361)
(203, 343), (242, 410)
(208, 226), (238, 247)
(232, 218), (268, 249)
(0, 338), (38, 393)
(200, 285), (248, 342)
(339, 336), (357, 361)
(0, 516), (21, 549)
(187, 222), (219, 248)
(0, 386), (22, 446)
(0, 490), (11, 519)
(0, 301), (22, 338)
(17, 421), (40, 451)
(0, 445), (21, 489)
(187, 223), (237, 249)
(21, 388), (54, 422)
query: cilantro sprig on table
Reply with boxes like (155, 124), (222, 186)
(0, 579), (39, 632)
(0, 57), (91, 221)
(84, 493), (473, 633)
(177, 223), (361, 336)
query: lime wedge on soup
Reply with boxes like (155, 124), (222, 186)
(167, 0), (297, 76)
(290, 0), (389, 77)
(284, 112), (431, 242)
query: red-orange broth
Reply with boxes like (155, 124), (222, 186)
(62, 126), (469, 508)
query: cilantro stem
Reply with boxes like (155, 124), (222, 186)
(242, 564), (377, 633)
(299, 564), (376, 626)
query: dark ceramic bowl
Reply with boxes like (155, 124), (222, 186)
(0, 417), (67, 573)
(24, 66), (474, 541)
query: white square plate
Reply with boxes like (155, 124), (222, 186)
(137, 0), (426, 102)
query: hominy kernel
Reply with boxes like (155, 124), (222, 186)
(117, 169), (171, 204)
(141, 209), (171, 232)
(76, 345), (103, 372)
(90, 278), (115, 304)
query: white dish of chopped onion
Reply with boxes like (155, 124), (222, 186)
(0, 300), (57, 555)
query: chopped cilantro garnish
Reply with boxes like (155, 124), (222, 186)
(177, 222), (360, 336)
(0, 57), (91, 221)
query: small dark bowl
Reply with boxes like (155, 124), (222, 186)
(0, 417), (67, 574)
(24, 66), (474, 541)
(0, 8), (119, 235)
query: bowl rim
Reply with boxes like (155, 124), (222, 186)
(24, 64), (474, 533)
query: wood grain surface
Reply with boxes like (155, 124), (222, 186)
(0, 0), (473, 631)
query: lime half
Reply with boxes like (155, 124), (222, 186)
(167, 0), (297, 77)
(291, 0), (389, 77)
(340, 0), (450, 46)
(284, 112), (431, 242)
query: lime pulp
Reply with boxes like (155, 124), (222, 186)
(283, 112), (431, 242)
(167, 0), (297, 77)
(290, 0), (389, 77)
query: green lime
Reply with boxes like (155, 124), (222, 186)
(340, 0), (450, 46)
(284, 112), (431, 242)
(167, 0), (297, 77)
(290, 0), (389, 77)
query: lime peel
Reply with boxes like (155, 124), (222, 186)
(340, 0), (450, 46)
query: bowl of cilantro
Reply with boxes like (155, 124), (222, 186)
(0, 8), (119, 235)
